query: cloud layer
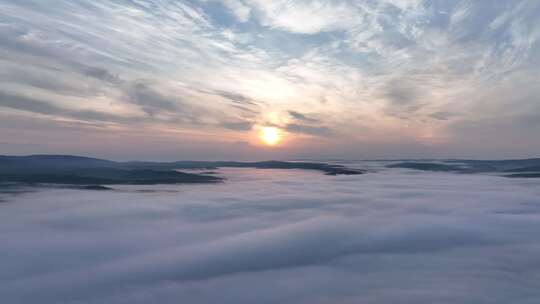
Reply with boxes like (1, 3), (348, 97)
(1, 166), (540, 303)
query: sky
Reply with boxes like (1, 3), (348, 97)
(0, 0), (539, 160)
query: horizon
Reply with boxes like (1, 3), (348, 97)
(1, 1), (540, 160)
(3, 153), (540, 163)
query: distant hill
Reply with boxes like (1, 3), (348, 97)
(0, 155), (115, 173)
(386, 159), (540, 177)
(123, 160), (365, 175)
(0, 155), (365, 186)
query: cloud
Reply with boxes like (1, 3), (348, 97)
(82, 67), (121, 84)
(211, 90), (258, 106)
(219, 120), (253, 131)
(288, 110), (319, 123)
(0, 68), (98, 97)
(125, 82), (181, 115)
(430, 111), (459, 121)
(382, 78), (425, 117)
(285, 123), (333, 137)
(0, 90), (126, 123)
(249, 0), (362, 34)
(1, 166), (540, 303)
(222, 0), (252, 22)
(0, 216), (495, 301)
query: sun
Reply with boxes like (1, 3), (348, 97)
(259, 127), (282, 146)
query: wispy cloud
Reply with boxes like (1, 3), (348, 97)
(288, 110), (319, 123)
(285, 123), (333, 137)
(0, 0), (539, 158)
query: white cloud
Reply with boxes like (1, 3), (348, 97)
(222, 0), (252, 22)
(1, 167), (540, 303)
(249, 0), (362, 34)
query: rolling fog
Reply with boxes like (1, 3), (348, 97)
(1, 165), (540, 303)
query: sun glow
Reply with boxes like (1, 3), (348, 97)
(260, 127), (282, 146)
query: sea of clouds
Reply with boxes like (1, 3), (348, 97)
(1, 165), (540, 303)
